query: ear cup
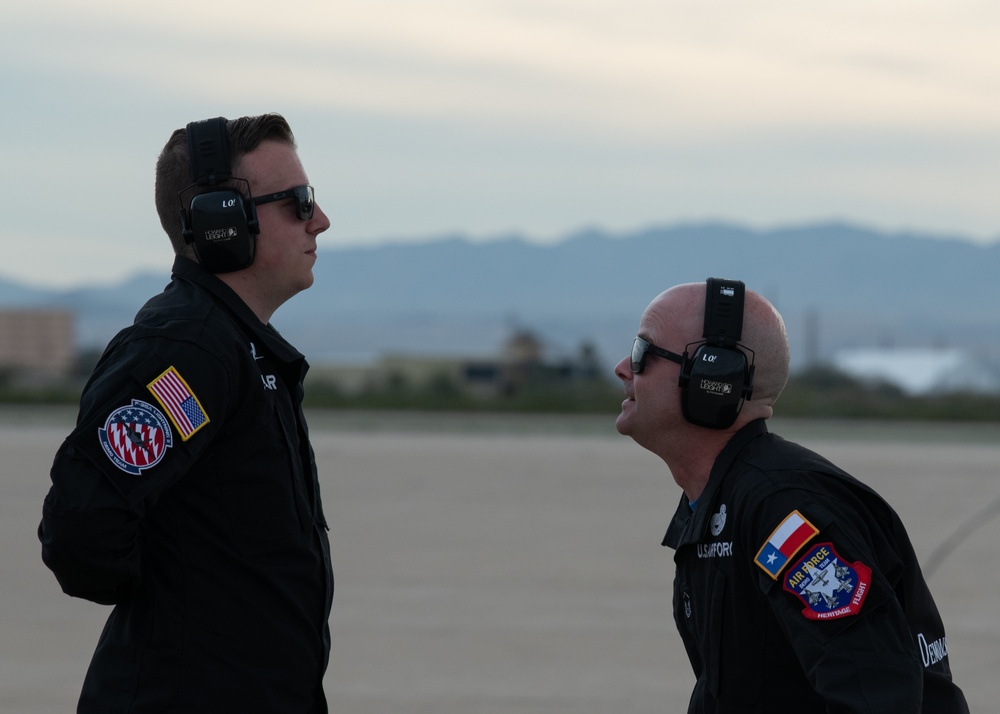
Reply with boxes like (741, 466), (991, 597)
(679, 344), (751, 429)
(185, 189), (257, 273)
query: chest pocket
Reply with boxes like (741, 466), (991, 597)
(217, 393), (309, 559)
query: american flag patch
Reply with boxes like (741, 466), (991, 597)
(147, 366), (209, 441)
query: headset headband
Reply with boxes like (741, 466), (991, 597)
(187, 117), (232, 185)
(703, 278), (745, 348)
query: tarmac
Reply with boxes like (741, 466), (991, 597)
(3, 408), (998, 712)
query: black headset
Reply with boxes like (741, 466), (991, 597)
(179, 117), (259, 273)
(677, 277), (755, 429)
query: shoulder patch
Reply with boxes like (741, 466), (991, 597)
(782, 542), (872, 620)
(754, 510), (819, 579)
(147, 366), (210, 441)
(99, 399), (173, 474)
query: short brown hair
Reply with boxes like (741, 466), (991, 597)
(154, 114), (296, 257)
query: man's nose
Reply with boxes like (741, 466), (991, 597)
(613, 356), (632, 382)
(310, 203), (332, 234)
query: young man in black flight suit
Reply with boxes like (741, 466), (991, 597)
(39, 114), (334, 712)
(613, 278), (969, 713)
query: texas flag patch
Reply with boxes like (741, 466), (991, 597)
(147, 366), (209, 441)
(782, 542), (872, 620)
(754, 510), (819, 579)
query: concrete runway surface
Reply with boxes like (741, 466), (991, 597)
(3, 408), (998, 712)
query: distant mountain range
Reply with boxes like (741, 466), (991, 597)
(3, 222), (998, 372)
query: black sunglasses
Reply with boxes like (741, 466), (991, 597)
(631, 336), (684, 374)
(251, 185), (315, 221)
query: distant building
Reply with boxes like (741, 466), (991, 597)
(0, 309), (75, 378)
(831, 347), (1000, 395)
(308, 328), (606, 397)
(502, 328), (544, 364)
(374, 354), (507, 397)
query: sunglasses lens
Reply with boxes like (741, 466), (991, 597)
(295, 186), (315, 220)
(631, 337), (647, 373)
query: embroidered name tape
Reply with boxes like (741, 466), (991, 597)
(782, 542), (872, 620)
(754, 510), (819, 579)
(147, 366), (209, 441)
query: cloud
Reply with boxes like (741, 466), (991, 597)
(10, 0), (1000, 136)
(2, 0), (999, 288)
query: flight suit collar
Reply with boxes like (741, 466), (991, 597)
(662, 419), (770, 548)
(171, 256), (305, 370)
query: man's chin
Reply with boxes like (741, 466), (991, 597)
(614, 411), (630, 436)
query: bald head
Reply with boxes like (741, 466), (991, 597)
(615, 280), (790, 495)
(645, 282), (790, 415)
(740, 288), (790, 406)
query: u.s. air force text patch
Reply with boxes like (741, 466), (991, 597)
(99, 399), (173, 475)
(782, 542), (872, 620)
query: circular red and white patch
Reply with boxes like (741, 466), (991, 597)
(98, 399), (174, 475)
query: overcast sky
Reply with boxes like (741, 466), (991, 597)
(3, 0), (999, 288)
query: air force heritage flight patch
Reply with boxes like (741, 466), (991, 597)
(147, 366), (209, 441)
(99, 399), (173, 475)
(782, 542), (872, 620)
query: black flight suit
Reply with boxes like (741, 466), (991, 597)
(39, 256), (334, 713)
(663, 419), (968, 713)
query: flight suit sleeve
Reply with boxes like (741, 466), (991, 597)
(39, 336), (232, 605)
(746, 491), (925, 712)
